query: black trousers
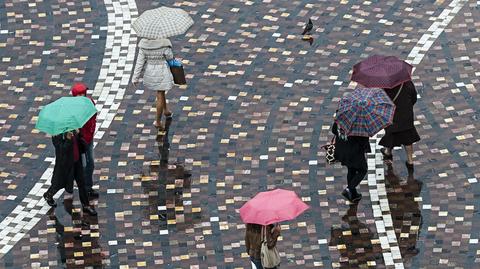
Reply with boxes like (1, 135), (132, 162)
(347, 166), (368, 191)
(46, 160), (89, 206)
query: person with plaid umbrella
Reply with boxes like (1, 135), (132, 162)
(332, 89), (395, 202)
(331, 118), (371, 203)
(351, 55), (419, 172)
(132, 7), (193, 129)
(132, 38), (175, 129)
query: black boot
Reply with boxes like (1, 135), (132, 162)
(43, 193), (57, 207)
(88, 190), (99, 200)
(342, 188), (362, 203)
(82, 206), (97, 216)
(342, 188), (354, 202)
(350, 188), (362, 202)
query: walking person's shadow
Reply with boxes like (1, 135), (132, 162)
(329, 203), (382, 267)
(385, 164), (423, 264)
(49, 199), (105, 268)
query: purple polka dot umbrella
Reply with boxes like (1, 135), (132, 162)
(351, 55), (413, 89)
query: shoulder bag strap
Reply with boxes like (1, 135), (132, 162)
(261, 226), (265, 243)
(392, 83), (404, 102)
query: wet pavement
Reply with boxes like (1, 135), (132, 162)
(0, 0), (479, 268)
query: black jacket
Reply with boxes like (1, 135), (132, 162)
(331, 123), (371, 169)
(50, 132), (81, 193)
(384, 81), (417, 133)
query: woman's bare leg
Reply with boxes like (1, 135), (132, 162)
(156, 91), (163, 127)
(160, 91), (171, 116)
(405, 144), (414, 164)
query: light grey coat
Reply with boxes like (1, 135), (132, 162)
(132, 38), (174, 92)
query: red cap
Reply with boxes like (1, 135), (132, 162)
(71, 83), (88, 96)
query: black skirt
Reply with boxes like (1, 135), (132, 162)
(379, 127), (420, 148)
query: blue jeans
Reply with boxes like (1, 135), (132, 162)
(83, 142), (94, 191)
(250, 257), (278, 269)
(250, 257), (263, 269)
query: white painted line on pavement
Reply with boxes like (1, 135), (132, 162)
(368, 0), (467, 268)
(0, 0), (138, 257)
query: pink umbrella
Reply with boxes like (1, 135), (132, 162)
(351, 55), (413, 88)
(240, 189), (309, 225)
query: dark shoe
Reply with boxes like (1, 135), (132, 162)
(405, 161), (414, 172)
(342, 188), (361, 203)
(352, 192), (362, 202)
(43, 193), (57, 207)
(82, 206), (98, 216)
(88, 190), (99, 199)
(380, 148), (393, 160)
(164, 112), (173, 120)
(342, 188), (354, 202)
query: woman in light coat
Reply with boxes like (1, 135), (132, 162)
(132, 38), (174, 129)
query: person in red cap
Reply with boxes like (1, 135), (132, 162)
(43, 130), (97, 216)
(71, 82), (99, 199)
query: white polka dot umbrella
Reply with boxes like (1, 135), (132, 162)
(132, 7), (194, 39)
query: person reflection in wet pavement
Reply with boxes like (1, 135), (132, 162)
(140, 118), (194, 229)
(329, 203), (382, 267)
(49, 198), (105, 268)
(385, 164), (423, 265)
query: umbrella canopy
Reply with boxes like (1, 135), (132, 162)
(239, 189), (309, 225)
(336, 88), (395, 137)
(35, 96), (97, 135)
(351, 55), (413, 88)
(132, 7), (194, 39)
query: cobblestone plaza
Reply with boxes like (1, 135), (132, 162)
(0, 0), (479, 268)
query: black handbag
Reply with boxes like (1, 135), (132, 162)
(170, 66), (187, 85)
(322, 136), (336, 164)
(167, 59), (186, 85)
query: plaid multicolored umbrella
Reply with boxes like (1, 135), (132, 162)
(132, 7), (194, 39)
(351, 55), (413, 88)
(335, 88), (395, 137)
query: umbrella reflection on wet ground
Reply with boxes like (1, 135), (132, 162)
(329, 203), (383, 267)
(48, 198), (106, 268)
(138, 119), (197, 231)
(385, 164), (423, 266)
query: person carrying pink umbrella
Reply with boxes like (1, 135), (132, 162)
(240, 189), (309, 268)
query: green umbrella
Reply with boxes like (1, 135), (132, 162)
(35, 96), (97, 135)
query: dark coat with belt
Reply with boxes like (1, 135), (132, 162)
(384, 81), (417, 133)
(331, 122), (371, 169)
(51, 133), (79, 193)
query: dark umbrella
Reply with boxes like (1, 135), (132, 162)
(351, 55), (413, 88)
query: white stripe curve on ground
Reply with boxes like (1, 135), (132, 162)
(367, 0), (467, 268)
(0, 0), (138, 257)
